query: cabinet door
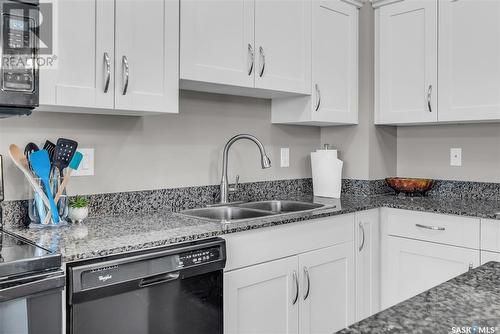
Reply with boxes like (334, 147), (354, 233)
(114, 0), (178, 113)
(180, 0), (255, 88)
(298, 243), (355, 334)
(40, 0), (114, 108)
(381, 237), (479, 309)
(438, 0), (500, 122)
(481, 251), (500, 265)
(224, 257), (299, 334)
(376, 0), (437, 124)
(254, 0), (311, 94)
(355, 210), (380, 322)
(312, 0), (358, 124)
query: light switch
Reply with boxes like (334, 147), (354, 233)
(72, 148), (94, 176)
(280, 148), (289, 168)
(450, 148), (462, 167)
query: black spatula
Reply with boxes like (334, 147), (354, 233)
(43, 140), (56, 163)
(53, 138), (78, 178)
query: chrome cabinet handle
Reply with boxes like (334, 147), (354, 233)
(427, 84), (433, 112)
(103, 52), (111, 93)
(292, 271), (299, 305)
(259, 46), (266, 77)
(315, 84), (321, 111)
(359, 222), (366, 252)
(247, 44), (254, 76)
(303, 267), (310, 300)
(122, 55), (130, 96)
(416, 223), (445, 231)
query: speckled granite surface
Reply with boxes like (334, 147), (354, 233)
(338, 261), (500, 334)
(5, 193), (500, 262)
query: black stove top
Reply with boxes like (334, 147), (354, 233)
(0, 230), (61, 279)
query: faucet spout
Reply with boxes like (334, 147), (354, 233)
(220, 134), (271, 204)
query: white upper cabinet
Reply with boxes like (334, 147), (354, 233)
(254, 0), (311, 94)
(180, 0), (311, 97)
(298, 243), (356, 334)
(375, 0), (438, 124)
(40, 0), (114, 109)
(40, 0), (179, 115)
(114, 0), (178, 113)
(180, 0), (255, 88)
(271, 0), (360, 126)
(438, 0), (500, 122)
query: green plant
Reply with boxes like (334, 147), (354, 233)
(69, 195), (89, 208)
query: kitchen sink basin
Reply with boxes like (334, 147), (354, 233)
(179, 206), (275, 222)
(238, 200), (325, 213)
(179, 200), (326, 223)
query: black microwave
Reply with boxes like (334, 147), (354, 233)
(0, 0), (39, 117)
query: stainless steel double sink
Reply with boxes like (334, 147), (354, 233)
(179, 200), (326, 223)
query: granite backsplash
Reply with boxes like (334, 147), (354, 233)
(3, 178), (499, 229)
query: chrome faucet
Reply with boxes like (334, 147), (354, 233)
(220, 134), (271, 204)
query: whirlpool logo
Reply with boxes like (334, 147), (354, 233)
(451, 326), (499, 334)
(98, 274), (113, 283)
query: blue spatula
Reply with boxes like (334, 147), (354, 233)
(29, 150), (60, 224)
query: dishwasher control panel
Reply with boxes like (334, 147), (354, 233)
(178, 246), (221, 267)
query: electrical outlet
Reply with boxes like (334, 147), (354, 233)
(280, 148), (289, 168)
(72, 148), (94, 176)
(450, 148), (462, 167)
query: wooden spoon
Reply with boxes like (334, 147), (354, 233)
(9, 144), (52, 219)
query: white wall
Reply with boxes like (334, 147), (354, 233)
(0, 90), (320, 200)
(397, 124), (500, 182)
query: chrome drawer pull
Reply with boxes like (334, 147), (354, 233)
(247, 43), (254, 76)
(427, 85), (433, 113)
(103, 52), (111, 93)
(122, 55), (130, 95)
(292, 271), (299, 305)
(359, 222), (366, 252)
(303, 267), (310, 301)
(259, 46), (266, 77)
(415, 223), (445, 231)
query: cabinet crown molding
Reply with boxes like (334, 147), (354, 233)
(341, 0), (367, 8)
(370, 0), (404, 9)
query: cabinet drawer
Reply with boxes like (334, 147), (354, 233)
(383, 208), (480, 249)
(223, 214), (354, 271)
(481, 219), (500, 253)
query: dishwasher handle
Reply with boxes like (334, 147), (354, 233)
(139, 272), (180, 288)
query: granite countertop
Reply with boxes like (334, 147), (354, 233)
(5, 194), (500, 262)
(338, 261), (500, 334)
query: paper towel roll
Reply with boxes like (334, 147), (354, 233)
(311, 149), (343, 198)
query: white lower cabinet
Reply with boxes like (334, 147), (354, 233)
(381, 236), (479, 309)
(224, 256), (299, 334)
(223, 215), (356, 334)
(299, 243), (355, 334)
(355, 209), (380, 321)
(481, 251), (500, 265)
(224, 243), (355, 334)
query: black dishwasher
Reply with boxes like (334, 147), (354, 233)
(67, 238), (226, 334)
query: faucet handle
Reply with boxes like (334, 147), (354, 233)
(229, 175), (240, 193)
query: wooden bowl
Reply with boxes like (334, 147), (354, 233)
(385, 177), (435, 195)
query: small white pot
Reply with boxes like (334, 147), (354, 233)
(68, 207), (89, 223)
